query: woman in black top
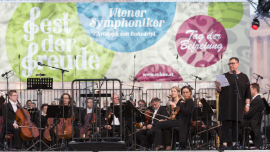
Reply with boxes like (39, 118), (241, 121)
(154, 86), (194, 150)
(40, 104), (48, 128)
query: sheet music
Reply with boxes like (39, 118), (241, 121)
(216, 75), (230, 87)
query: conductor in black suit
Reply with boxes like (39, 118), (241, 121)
(136, 97), (169, 149)
(239, 83), (265, 149)
(1, 90), (22, 148)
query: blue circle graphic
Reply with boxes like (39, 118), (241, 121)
(76, 2), (176, 52)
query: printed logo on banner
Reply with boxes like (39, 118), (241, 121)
(76, 3), (176, 52)
(5, 3), (114, 81)
(175, 15), (228, 67)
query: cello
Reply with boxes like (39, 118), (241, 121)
(15, 101), (39, 141)
(43, 118), (54, 144)
(56, 113), (74, 139)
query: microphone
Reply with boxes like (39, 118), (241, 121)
(186, 83), (194, 90)
(233, 70), (238, 79)
(102, 74), (107, 79)
(191, 74), (202, 80)
(176, 55), (178, 59)
(130, 75), (140, 82)
(38, 62), (43, 66)
(1, 70), (12, 77)
(254, 73), (263, 79)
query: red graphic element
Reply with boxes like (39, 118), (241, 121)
(135, 64), (183, 81)
(175, 15), (228, 67)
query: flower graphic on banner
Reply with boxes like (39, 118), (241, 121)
(175, 15), (228, 67)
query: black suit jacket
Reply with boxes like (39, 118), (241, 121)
(151, 106), (169, 125)
(2, 102), (18, 128)
(102, 106), (124, 126)
(178, 98), (195, 143)
(243, 95), (265, 137)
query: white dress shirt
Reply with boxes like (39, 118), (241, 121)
(111, 104), (120, 125)
(151, 106), (160, 124)
(10, 100), (18, 113)
(87, 108), (92, 114)
(252, 94), (260, 100)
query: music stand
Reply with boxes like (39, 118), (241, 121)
(200, 98), (214, 150)
(46, 105), (70, 150)
(126, 101), (146, 150)
(26, 77), (53, 151)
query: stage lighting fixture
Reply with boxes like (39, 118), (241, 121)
(252, 18), (260, 30)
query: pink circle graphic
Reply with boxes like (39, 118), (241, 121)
(175, 15), (228, 67)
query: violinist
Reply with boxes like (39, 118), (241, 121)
(154, 86), (194, 150)
(24, 100), (32, 109)
(1, 90), (22, 149)
(136, 97), (168, 149)
(101, 93), (124, 140)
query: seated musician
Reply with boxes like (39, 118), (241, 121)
(101, 93), (125, 140)
(102, 100), (108, 110)
(1, 90), (22, 149)
(81, 98), (99, 133)
(136, 97), (168, 149)
(49, 93), (80, 145)
(154, 86), (194, 150)
(24, 100), (32, 109)
(239, 83), (265, 149)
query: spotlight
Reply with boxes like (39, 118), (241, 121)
(252, 18), (260, 30)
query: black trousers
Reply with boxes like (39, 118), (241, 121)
(154, 120), (178, 146)
(221, 120), (238, 142)
(136, 125), (156, 148)
(101, 125), (125, 141)
(239, 119), (262, 147)
(265, 125), (270, 142)
(7, 126), (22, 148)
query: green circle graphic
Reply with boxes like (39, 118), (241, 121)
(6, 3), (114, 82)
(208, 2), (244, 29)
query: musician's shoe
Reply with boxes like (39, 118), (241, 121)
(230, 145), (239, 150)
(252, 147), (261, 150)
(154, 145), (164, 151)
(219, 145), (228, 150)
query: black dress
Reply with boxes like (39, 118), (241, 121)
(219, 72), (251, 122)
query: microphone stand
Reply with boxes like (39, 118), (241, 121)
(233, 74), (241, 149)
(193, 77), (199, 147)
(38, 63), (69, 92)
(3, 73), (10, 150)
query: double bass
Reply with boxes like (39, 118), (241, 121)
(15, 101), (39, 141)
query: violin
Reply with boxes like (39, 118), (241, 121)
(80, 112), (98, 138)
(107, 108), (112, 125)
(169, 106), (181, 120)
(15, 101), (39, 141)
(192, 120), (204, 130)
(43, 118), (54, 144)
(145, 108), (152, 125)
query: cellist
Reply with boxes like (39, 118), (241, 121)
(49, 93), (80, 145)
(1, 90), (22, 149)
(81, 98), (100, 133)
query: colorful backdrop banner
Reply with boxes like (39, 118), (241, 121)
(0, 2), (250, 82)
